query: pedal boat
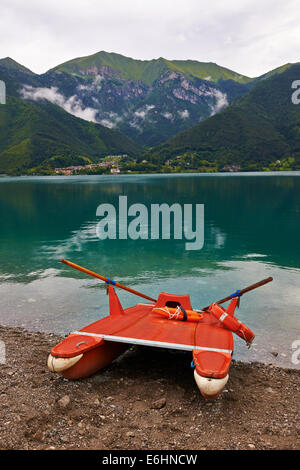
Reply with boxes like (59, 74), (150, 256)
(48, 287), (244, 399)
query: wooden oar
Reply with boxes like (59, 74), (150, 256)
(199, 277), (273, 312)
(60, 259), (157, 302)
(61, 259), (272, 312)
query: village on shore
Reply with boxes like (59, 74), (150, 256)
(54, 155), (125, 175)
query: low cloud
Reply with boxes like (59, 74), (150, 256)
(99, 119), (115, 128)
(129, 120), (142, 132)
(99, 111), (123, 129)
(162, 111), (173, 119)
(20, 85), (99, 122)
(134, 104), (155, 119)
(108, 111), (122, 122)
(178, 109), (189, 119)
(210, 89), (228, 115)
(77, 74), (104, 92)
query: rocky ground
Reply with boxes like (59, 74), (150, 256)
(0, 325), (299, 450)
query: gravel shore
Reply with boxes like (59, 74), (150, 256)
(0, 325), (299, 450)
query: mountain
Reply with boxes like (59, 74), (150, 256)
(45, 52), (255, 146)
(50, 51), (252, 84)
(0, 67), (141, 174)
(0, 52), (299, 174)
(0, 57), (34, 75)
(1, 52), (294, 149)
(5, 51), (255, 147)
(146, 64), (300, 171)
(257, 63), (294, 81)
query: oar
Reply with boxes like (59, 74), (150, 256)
(60, 259), (157, 302)
(199, 277), (273, 312)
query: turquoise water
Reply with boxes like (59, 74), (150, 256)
(0, 173), (299, 367)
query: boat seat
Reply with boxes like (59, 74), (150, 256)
(154, 292), (192, 310)
(51, 333), (103, 358)
(193, 349), (232, 379)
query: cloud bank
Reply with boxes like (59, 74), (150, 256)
(0, 1), (299, 77)
(20, 85), (99, 122)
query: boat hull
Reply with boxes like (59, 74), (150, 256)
(194, 369), (229, 399)
(59, 341), (129, 380)
(48, 353), (83, 373)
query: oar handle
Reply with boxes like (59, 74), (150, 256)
(60, 259), (157, 303)
(201, 277), (273, 312)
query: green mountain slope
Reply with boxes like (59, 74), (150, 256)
(4, 52), (295, 150)
(0, 57), (34, 75)
(146, 64), (300, 171)
(44, 52), (254, 146)
(257, 63), (295, 81)
(51, 51), (252, 85)
(1, 53), (300, 174)
(0, 94), (141, 174)
(165, 59), (252, 83)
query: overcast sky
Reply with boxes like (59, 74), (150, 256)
(1, 0), (300, 77)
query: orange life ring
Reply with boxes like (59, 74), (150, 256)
(209, 303), (255, 345)
(153, 306), (203, 322)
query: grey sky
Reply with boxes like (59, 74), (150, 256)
(1, 0), (299, 77)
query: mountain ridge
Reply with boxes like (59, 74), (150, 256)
(6, 52), (250, 146)
(146, 63), (300, 171)
(0, 67), (141, 174)
(0, 51), (300, 174)
(49, 50), (253, 85)
(0, 57), (34, 75)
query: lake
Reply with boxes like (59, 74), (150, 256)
(0, 172), (299, 368)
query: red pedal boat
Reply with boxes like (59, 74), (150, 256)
(48, 260), (272, 399)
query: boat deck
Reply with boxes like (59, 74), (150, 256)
(71, 302), (233, 354)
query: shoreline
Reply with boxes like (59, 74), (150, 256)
(1, 170), (300, 178)
(0, 325), (299, 450)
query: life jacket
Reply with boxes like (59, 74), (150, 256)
(152, 306), (203, 322)
(209, 300), (255, 345)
